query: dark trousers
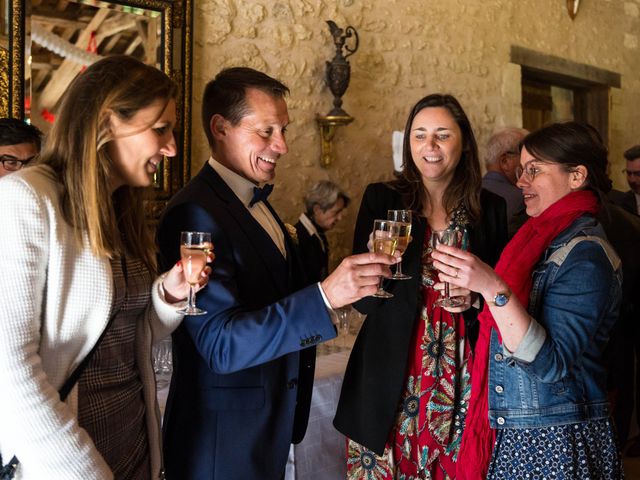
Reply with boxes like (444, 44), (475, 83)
(607, 312), (640, 447)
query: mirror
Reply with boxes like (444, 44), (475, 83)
(0, 0), (193, 219)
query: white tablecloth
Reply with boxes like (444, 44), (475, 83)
(286, 348), (352, 480)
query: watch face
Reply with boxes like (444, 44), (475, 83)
(495, 293), (509, 307)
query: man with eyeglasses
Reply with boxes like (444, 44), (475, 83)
(606, 143), (640, 459)
(482, 126), (529, 236)
(0, 118), (43, 179)
(609, 144), (640, 216)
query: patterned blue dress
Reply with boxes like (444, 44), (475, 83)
(486, 418), (624, 479)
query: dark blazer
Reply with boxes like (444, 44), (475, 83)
(608, 189), (638, 216)
(156, 164), (337, 480)
(294, 218), (329, 283)
(333, 182), (508, 455)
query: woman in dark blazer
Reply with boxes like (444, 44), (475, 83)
(334, 94), (508, 479)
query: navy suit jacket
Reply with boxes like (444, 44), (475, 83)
(294, 219), (329, 283)
(157, 163), (336, 480)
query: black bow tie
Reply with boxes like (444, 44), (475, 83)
(249, 183), (274, 207)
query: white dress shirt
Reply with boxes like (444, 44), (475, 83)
(208, 157), (286, 258)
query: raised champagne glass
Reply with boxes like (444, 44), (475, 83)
(387, 209), (412, 280)
(178, 231), (211, 315)
(431, 227), (465, 308)
(372, 219), (401, 298)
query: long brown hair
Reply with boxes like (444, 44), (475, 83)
(390, 94), (482, 224)
(39, 55), (177, 273)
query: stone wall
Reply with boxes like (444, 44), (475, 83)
(191, 0), (640, 265)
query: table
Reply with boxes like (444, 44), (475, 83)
(285, 348), (351, 480)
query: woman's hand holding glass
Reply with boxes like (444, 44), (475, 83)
(430, 241), (499, 309)
(162, 231), (214, 312)
(430, 229), (467, 308)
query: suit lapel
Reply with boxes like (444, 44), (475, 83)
(199, 165), (289, 296)
(263, 199), (308, 291)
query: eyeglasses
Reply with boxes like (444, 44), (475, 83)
(515, 160), (544, 182)
(0, 154), (37, 172)
(623, 169), (640, 179)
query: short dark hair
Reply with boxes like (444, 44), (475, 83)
(0, 118), (43, 151)
(201, 67), (289, 147)
(522, 121), (612, 193)
(623, 144), (640, 162)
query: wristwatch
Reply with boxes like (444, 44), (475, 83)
(490, 289), (511, 307)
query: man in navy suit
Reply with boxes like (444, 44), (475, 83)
(157, 67), (397, 479)
(609, 144), (640, 216)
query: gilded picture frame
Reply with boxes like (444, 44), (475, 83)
(2, 0), (192, 218)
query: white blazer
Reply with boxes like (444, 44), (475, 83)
(0, 165), (183, 479)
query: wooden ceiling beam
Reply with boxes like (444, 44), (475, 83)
(31, 15), (84, 31)
(37, 8), (109, 111)
(123, 36), (142, 56)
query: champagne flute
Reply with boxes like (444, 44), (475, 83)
(153, 336), (173, 388)
(178, 231), (211, 315)
(337, 307), (351, 349)
(431, 227), (465, 308)
(372, 219), (400, 298)
(387, 209), (412, 280)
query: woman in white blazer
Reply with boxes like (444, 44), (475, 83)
(0, 56), (211, 480)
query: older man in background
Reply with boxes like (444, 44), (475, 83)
(481, 127), (528, 237)
(0, 118), (43, 178)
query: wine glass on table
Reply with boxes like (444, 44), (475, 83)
(178, 231), (211, 315)
(431, 227), (465, 308)
(372, 219), (401, 298)
(387, 209), (412, 280)
(337, 307), (351, 349)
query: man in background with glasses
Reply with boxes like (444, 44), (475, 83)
(607, 143), (640, 459)
(482, 127), (529, 236)
(609, 144), (640, 215)
(0, 118), (43, 178)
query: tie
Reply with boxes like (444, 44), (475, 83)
(249, 183), (274, 207)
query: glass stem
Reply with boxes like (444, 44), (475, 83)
(444, 282), (450, 299)
(187, 284), (196, 310)
(377, 275), (385, 293)
(396, 261), (403, 275)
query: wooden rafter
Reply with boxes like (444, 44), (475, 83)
(37, 7), (109, 111)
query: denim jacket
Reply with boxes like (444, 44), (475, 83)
(488, 214), (622, 429)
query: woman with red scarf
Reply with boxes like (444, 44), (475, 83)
(433, 122), (624, 479)
(334, 94), (508, 479)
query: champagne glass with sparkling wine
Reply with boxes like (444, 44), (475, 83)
(372, 219), (401, 298)
(387, 209), (412, 280)
(178, 231), (211, 315)
(431, 227), (465, 308)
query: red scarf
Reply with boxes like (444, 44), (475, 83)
(456, 190), (599, 479)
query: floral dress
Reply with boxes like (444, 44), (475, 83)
(347, 225), (472, 480)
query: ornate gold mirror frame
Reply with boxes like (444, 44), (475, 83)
(0, 0), (192, 220)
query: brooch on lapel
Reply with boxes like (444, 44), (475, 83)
(285, 223), (299, 245)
